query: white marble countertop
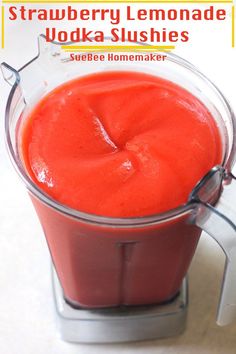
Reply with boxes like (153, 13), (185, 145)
(0, 20), (236, 353)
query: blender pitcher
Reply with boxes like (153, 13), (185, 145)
(2, 36), (236, 342)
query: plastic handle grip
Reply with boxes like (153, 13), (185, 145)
(193, 175), (236, 326)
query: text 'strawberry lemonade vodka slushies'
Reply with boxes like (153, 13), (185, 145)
(18, 71), (222, 307)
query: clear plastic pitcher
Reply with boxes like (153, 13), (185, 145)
(2, 36), (236, 326)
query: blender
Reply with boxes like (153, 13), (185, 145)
(2, 35), (236, 343)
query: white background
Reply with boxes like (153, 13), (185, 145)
(0, 3), (236, 353)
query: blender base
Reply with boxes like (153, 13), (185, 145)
(52, 268), (188, 343)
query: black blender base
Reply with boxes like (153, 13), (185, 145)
(52, 268), (188, 343)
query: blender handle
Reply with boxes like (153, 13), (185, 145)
(193, 175), (236, 326)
